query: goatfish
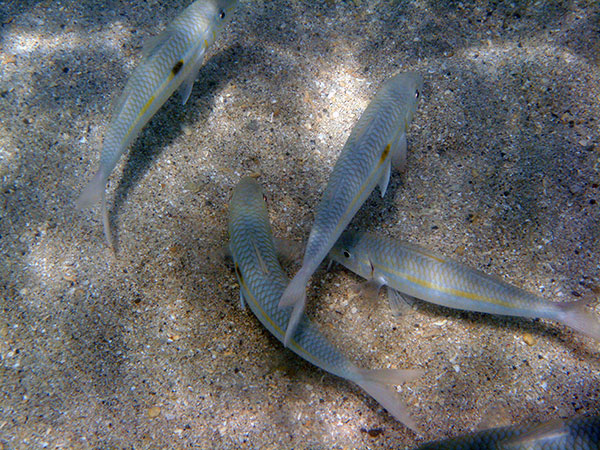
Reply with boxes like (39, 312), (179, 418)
(77, 0), (238, 250)
(329, 231), (600, 341)
(228, 177), (422, 431)
(279, 72), (423, 346)
(413, 414), (600, 449)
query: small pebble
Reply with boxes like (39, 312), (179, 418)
(523, 332), (536, 346)
(147, 406), (161, 419)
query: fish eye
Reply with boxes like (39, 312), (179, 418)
(415, 90), (420, 99)
(343, 250), (351, 258)
(219, 9), (226, 19)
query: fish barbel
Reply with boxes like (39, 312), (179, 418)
(279, 71), (423, 345)
(329, 231), (600, 340)
(77, 0), (238, 250)
(228, 177), (422, 431)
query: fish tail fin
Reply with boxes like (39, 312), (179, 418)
(76, 171), (106, 210)
(283, 297), (305, 348)
(354, 368), (423, 433)
(279, 268), (309, 347)
(100, 190), (115, 253)
(556, 298), (600, 341)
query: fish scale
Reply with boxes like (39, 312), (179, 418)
(77, 0), (238, 250)
(330, 231), (600, 340)
(228, 177), (420, 431)
(279, 71), (423, 346)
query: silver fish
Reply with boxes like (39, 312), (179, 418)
(228, 177), (421, 431)
(329, 231), (600, 341)
(279, 71), (423, 345)
(77, 0), (238, 250)
(413, 414), (600, 449)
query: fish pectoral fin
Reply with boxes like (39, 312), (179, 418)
(390, 132), (407, 171)
(352, 278), (383, 304)
(179, 46), (207, 105)
(378, 158), (391, 197)
(500, 419), (568, 447)
(387, 288), (416, 317)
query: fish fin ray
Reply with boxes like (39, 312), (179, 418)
(233, 262), (247, 309)
(387, 288), (416, 316)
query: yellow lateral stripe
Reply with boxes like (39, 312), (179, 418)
(124, 58), (187, 139)
(332, 142), (392, 237)
(237, 268), (319, 360)
(372, 260), (517, 308)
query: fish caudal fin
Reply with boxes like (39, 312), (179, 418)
(101, 190), (115, 253)
(283, 297), (305, 347)
(354, 368), (423, 433)
(76, 171), (106, 210)
(556, 298), (600, 341)
(279, 268), (309, 347)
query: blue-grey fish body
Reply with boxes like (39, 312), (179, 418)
(413, 414), (600, 449)
(228, 177), (420, 431)
(77, 0), (238, 249)
(279, 72), (423, 345)
(329, 232), (600, 340)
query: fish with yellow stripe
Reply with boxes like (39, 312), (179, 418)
(228, 177), (422, 431)
(329, 231), (600, 341)
(279, 71), (423, 345)
(77, 0), (238, 250)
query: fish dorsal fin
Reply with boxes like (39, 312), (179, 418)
(501, 419), (568, 447)
(179, 46), (207, 105)
(142, 28), (174, 58)
(251, 240), (270, 276)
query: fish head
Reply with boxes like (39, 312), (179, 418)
(213, 0), (239, 26)
(329, 231), (373, 279)
(387, 71), (423, 124)
(230, 176), (267, 212)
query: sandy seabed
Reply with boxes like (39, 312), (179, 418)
(0, 0), (599, 448)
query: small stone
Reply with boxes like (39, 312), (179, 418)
(523, 332), (536, 346)
(147, 406), (161, 418)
